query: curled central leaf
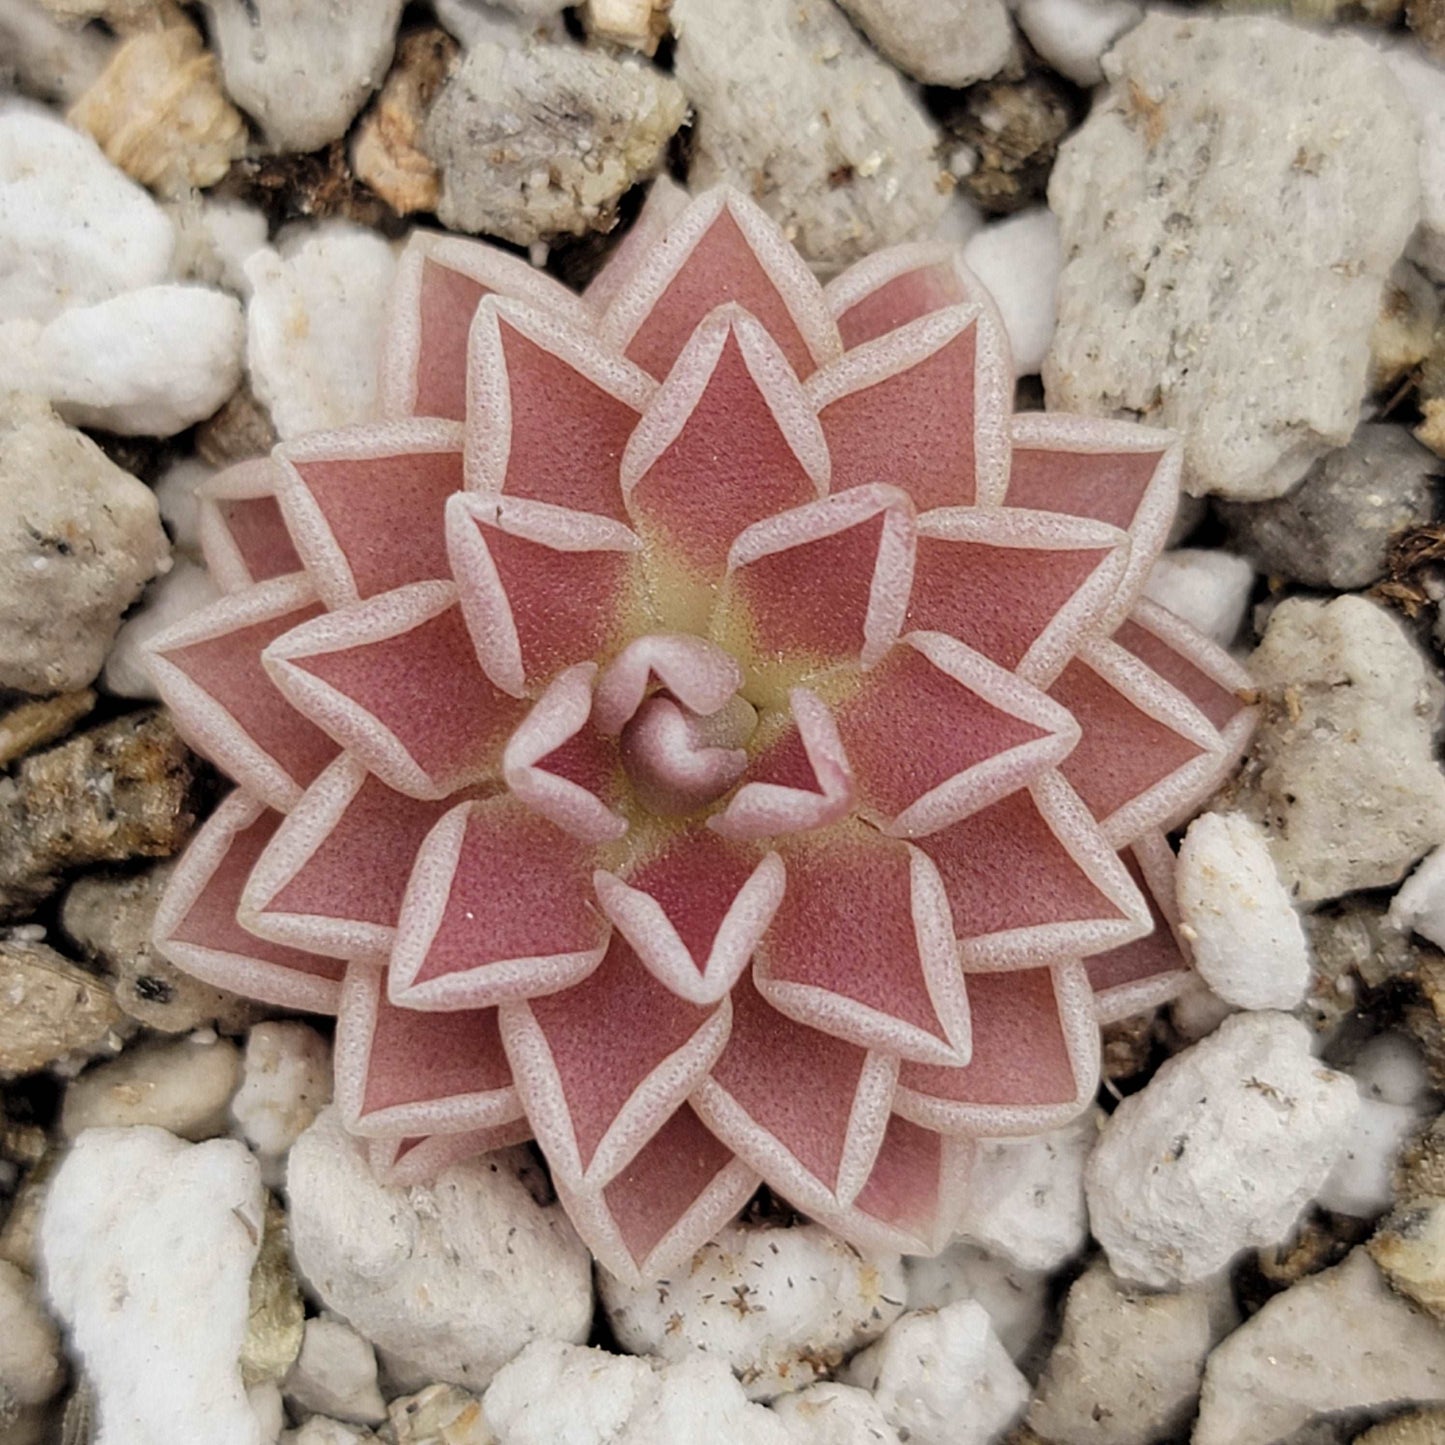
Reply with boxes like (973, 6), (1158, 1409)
(619, 688), (755, 817)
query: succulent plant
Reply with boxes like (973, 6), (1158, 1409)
(146, 182), (1254, 1281)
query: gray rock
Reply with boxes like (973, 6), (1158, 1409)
(671, 0), (947, 271)
(61, 866), (257, 1035)
(200, 0), (404, 154)
(0, 710), (204, 920)
(1027, 1264), (1236, 1445)
(1219, 425), (1439, 590)
(1194, 1250), (1445, 1445)
(834, 0), (1014, 88)
(0, 396), (168, 696)
(1045, 14), (1420, 501)
(0, 939), (122, 1080)
(1235, 595), (1445, 902)
(287, 1108), (592, 1392)
(426, 38), (684, 246)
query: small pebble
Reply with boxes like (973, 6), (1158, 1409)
(1142, 549), (1254, 649)
(0, 939), (123, 1079)
(245, 223), (398, 440)
(903, 1242), (1050, 1366)
(600, 1218), (905, 1402)
(1194, 1249), (1445, 1445)
(962, 208), (1062, 377)
(1175, 812), (1311, 1012)
(284, 1317), (388, 1427)
(772, 1382), (901, 1445)
(61, 1033), (242, 1140)
(287, 1108), (592, 1392)
(833, 0), (1012, 88)
(1085, 1011), (1359, 1288)
(231, 1021), (333, 1171)
(40, 1127), (270, 1445)
(844, 1300), (1029, 1445)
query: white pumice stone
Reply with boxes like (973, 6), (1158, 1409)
(843, 1299), (1030, 1445)
(1085, 1011), (1359, 1288)
(40, 1127), (270, 1445)
(1176, 812), (1312, 1011)
(599, 1218), (905, 1402)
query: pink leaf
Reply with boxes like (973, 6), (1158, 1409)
(196, 458), (303, 593)
(153, 793), (347, 1013)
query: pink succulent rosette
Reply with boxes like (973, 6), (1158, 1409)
(145, 183), (1255, 1281)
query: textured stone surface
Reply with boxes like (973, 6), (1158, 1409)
(200, 0), (404, 154)
(62, 864), (255, 1034)
(671, 0), (947, 270)
(1085, 1012), (1358, 1288)
(1219, 424), (1439, 590)
(0, 107), (172, 324)
(244, 222), (397, 441)
(600, 1219), (905, 1401)
(66, 19), (246, 196)
(0, 690), (94, 769)
(834, 0), (1013, 87)
(0, 396), (167, 696)
(351, 27), (456, 217)
(288, 1108), (592, 1391)
(427, 37), (683, 246)
(844, 1300), (1029, 1445)
(1235, 596), (1445, 902)
(0, 710), (203, 920)
(1176, 811), (1311, 1011)
(61, 1034), (242, 1141)
(1194, 1250), (1445, 1445)
(1027, 1265), (1235, 1445)
(1046, 14), (1420, 501)
(0, 939), (122, 1079)
(41, 1128), (270, 1445)
(1014, 0), (1141, 87)
(482, 1340), (791, 1445)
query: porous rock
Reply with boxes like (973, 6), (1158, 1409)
(1084, 1011), (1359, 1288)
(771, 1382), (901, 1444)
(283, 1317), (387, 1426)
(671, 0), (947, 270)
(62, 864), (254, 1035)
(40, 1127), (271, 1445)
(903, 1242), (1050, 1366)
(0, 939), (122, 1079)
(1175, 811), (1312, 1011)
(941, 66), (1077, 217)
(9, 282), (245, 436)
(0, 1262), (62, 1412)
(1142, 549), (1254, 648)
(231, 1021), (333, 1167)
(1026, 1263), (1236, 1445)
(956, 1109), (1096, 1272)
(1013, 0), (1142, 87)
(351, 27), (456, 217)
(1219, 424), (1439, 591)
(844, 1300), (1029, 1445)
(0, 396), (167, 696)
(599, 1218), (905, 1402)
(244, 222), (397, 440)
(426, 37), (684, 246)
(0, 690), (94, 769)
(287, 1108), (592, 1391)
(833, 0), (1013, 88)
(66, 19), (247, 196)
(962, 207), (1062, 377)
(1045, 14), (1420, 501)
(481, 1340), (792, 1445)
(1237, 596), (1445, 902)
(61, 1034), (242, 1141)
(199, 0), (405, 155)
(1194, 1249), (1445, 1445)
(0, 709), (203, 920)
(0, 106), (173, 325)
(0, 0), (112, 107)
